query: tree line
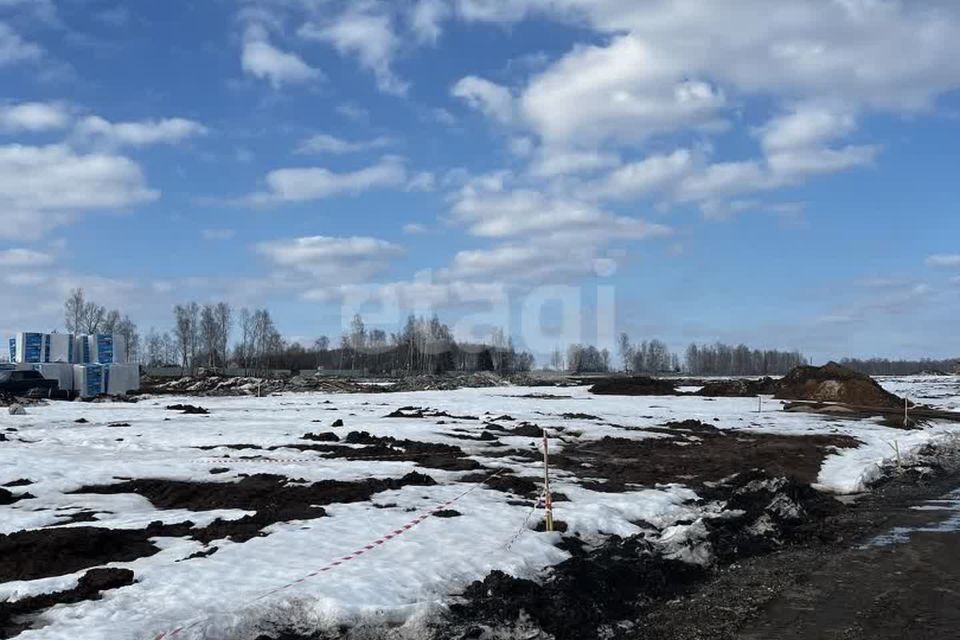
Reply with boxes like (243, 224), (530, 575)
(838, 357), (959, 376)
(59, 289), (819, 377)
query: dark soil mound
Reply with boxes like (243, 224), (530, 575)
(302, 431), (339, 442)
(287, 432), (481, 471)
(446, 536), (704, 640)
(0, 527), (160, 582)
(0, 568), (134, 638)
(0, 488), (32, 506)
(69, 472), (437, 544)
(166, 404), (209, 414)
(774, 362), (904, 408)
(385, 406), (479, 420)
(697, 377), (778, 397)
(701, 470), (843, 563)
(589, 377), (679, 396)
(554, 420), (860, 490)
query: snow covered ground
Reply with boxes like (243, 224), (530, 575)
(1, 377), (958, 640)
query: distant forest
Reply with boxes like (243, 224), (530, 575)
(838, 357), (959, 376)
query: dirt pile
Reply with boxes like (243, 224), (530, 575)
(696, 377), (778, 397)
(773, 362), (905, 408)
(554, 420), (860, 490)
(445, 537), (705, 640)
(439, 469), (844, 640)
(589, 377), (680, 396)
(701, 470), (843, 563)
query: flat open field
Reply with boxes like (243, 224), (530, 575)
(2, 377), (959, 640)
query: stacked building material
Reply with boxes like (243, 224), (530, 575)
(74, 364), (105, 398)
(47, 333), (75, 363)
(105, 364), (140, 395)
(12, 333), (49, 364)
(32, 363), (75, 392)
(5, 330), (140, 396)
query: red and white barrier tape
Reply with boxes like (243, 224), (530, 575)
(150, 468), (507, 640)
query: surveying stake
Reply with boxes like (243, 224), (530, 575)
(542, 430), (554, 532)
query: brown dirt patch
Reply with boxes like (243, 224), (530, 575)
(554, 420), (860, 491)
(0, 568), (134, 638)
(589, 377), (680, 396)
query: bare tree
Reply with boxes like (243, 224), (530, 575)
(64, 289), (85, 333)
(617, 332), (633, 373)
(199, 304), (218, 367)
(215, 302), (232, 367)
(173, 304), (197, 372)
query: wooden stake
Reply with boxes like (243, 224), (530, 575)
(758, 395), (762, 413)
(904, 396), (909, 428)
(542, 431), (554, 533)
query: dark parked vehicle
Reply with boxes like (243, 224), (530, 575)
(0, 370), (60, 397)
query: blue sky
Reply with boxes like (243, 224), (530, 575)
(0, 0), (958, 363)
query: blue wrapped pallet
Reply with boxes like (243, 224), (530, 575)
(14, 332), (48, 364)
(73, 364), (105, 398)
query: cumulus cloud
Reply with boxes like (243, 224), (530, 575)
(247, 156), (409, 204)
(256, 235), (403, 283)
(519, 35), (725, 146)
(0, 21), (42, 67)
(73, 115), (208, 148)
(299, 4), (407, 95)
(297, 133), (394, 155)
(0, 101), (70, 133)
(0, 144), (158, 238)
(452, 76), (516, 124)
(242, 25), (321, 88)
(410, 0), (450, 43)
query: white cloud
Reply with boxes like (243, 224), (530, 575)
(926, 254), (960, 268)
(257, 235), (403, 282)
(758, 102), (857, 152)
(519, 35), (725, 146)
(0, 21), (42, 67)
(590, 148), (693, 199)
(529, 149), (620, 178)
(452, 75), (515, 124)
(766, 144), (878, 179)
(73, 115), (208, 148)
(0, 144), (158, 238)
(242, 25), (321, 88)
(248, 156), (408, 204)
(411, 0), (450, 43)
(0, 247), (54, 267)
(297, 133), (394, 154)
(0, 101), (70, 133)
(300, 5), (407, 95)
(467, 1), (960, 111)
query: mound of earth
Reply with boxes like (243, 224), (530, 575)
(773, 362), (905, 408)
(696, 377), (778, 397)
(589, 377), (679, 396)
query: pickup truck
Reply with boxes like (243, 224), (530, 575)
(0, 370), (60, 398)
